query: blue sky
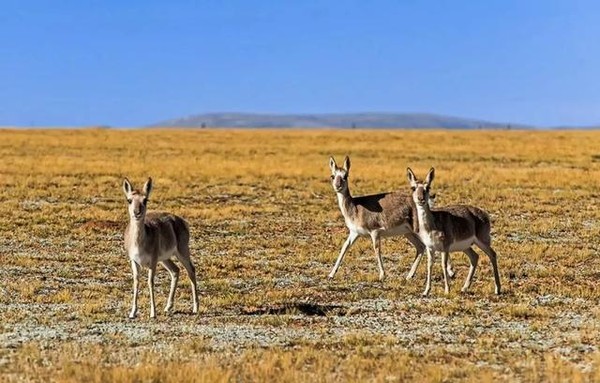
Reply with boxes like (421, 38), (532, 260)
(1, 0), (599, 127)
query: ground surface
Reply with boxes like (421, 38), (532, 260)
(0, 129), (599, 382)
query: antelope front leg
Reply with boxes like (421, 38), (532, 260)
(129, 260), (140, 319)
(441, 251), (450, 294)
(423, 248), (433, 296)
(328, 231), (358, 279)
(370, 232), (385, 281)
(405, 232), (424, 280)
(148, 265), (157, 319)
(406, 251), (423, 280)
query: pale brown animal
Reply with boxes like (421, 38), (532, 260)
(123, 177), (199, 318)
(407, 167), (501, 296)
(328, 156), (454, 281)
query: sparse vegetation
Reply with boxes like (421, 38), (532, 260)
(0, 128), (599, 382)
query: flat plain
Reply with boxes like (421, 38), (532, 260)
(0, 128), (599, 382)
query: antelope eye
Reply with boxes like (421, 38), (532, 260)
(330, 175), (334, 180)
(126, 198), (132, 204)
(411, 186), (416, 191)
(342, 174), (348, 180)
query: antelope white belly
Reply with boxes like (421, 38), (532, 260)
(129, 244), (177, 267)
(129, 249), (153, 267)
(380, 223), (411, 237)
(448, 236), (476, 252)
(345, 220), (370, 236)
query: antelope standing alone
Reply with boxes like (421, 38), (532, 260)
(406, 167), (501, 296)
(122, 178), (199, 318)
(328, 156), (454, 281)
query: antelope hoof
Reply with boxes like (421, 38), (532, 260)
(447, 268), (455, 278)
(379, 274), (385, 282)
(164, 305), (173, 313)
(327, 273), (335, 279)
(461, 286), (469, 293)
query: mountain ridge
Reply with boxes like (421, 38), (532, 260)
(150, 112), (533, 129)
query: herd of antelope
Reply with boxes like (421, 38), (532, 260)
(122, 156), (501, 318)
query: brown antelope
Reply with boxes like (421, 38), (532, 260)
(406, 167), (501, 296)
(122, 177), (199, 318)
(328, 156), (454, 281)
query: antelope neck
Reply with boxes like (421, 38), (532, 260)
(336, 187), (356, 218)
(129, 215), (147, 244)
(415, 202), (436, 233)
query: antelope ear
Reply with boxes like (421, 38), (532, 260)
(407, 167), (417, 186)
(343, 156), (351, 172)
(143, 177), (153, 197)
(329, 157), (337, 174)
(123, 178), (133, 196)
(425, 167), (435, 186)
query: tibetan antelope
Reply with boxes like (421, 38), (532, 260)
(328, 156), (453, 281)
(406, 167), (501, 296)
(122, 177), (199, 318)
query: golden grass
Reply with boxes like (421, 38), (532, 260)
(0, 128), (599, 382)
(6, 341), (599, 383)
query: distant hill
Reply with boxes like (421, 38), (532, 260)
(549, 125), (600, 130)
(150, 112), (533, 129)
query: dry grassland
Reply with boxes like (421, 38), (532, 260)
(0, 128), (599, 382)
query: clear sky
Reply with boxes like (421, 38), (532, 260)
(1, 0), (599, 127)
